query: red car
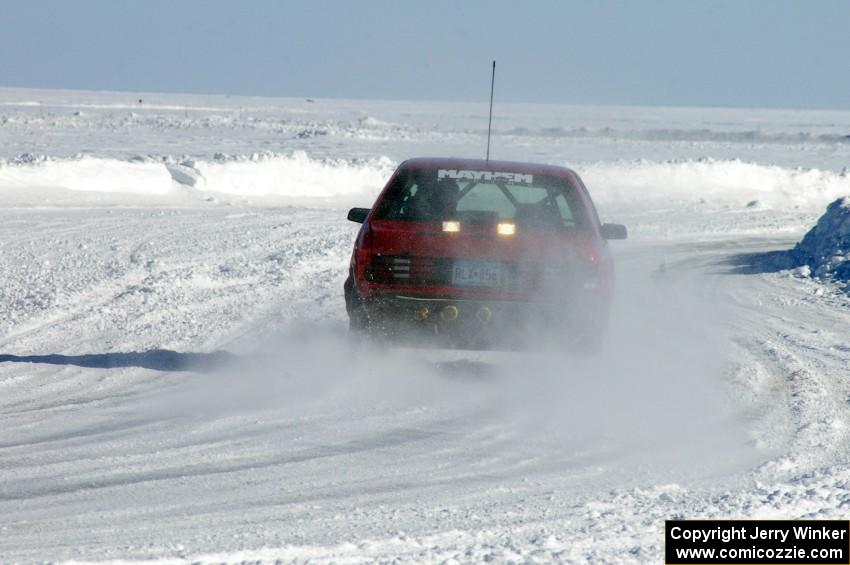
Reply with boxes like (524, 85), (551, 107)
(344, 158), (626, 349)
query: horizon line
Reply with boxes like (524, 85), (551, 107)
(0, 84), (848, 115)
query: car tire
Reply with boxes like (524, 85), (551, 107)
(347, 286), (382, 344)
(349, 304), (369, 333)
(572, 316), (607, 354)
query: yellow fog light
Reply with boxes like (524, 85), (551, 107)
(475, 306), (493, 324)
(442, 220), (461, 233)
(440, 305), (459, 321)
(497, 222), (516, 236)
(476, 306), (492, 323)
(415, 306), (430, 320)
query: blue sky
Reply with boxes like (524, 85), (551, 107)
(2, 0), (849, 109)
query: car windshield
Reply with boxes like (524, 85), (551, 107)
(373, 167), (588, 230)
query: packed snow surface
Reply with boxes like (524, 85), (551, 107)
(1, 87), (850, 563)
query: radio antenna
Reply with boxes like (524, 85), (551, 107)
(486, 60), (496, 162)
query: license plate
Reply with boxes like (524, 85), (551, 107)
(452, 261), (502, 287)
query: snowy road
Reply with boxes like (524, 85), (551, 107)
(1, 206), (849, 563)
(2, 89), (850, 562)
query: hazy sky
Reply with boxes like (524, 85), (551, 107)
(2, 0), (849, 109)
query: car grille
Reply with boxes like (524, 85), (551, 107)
(368, 254), (452, 285)
(367, 254), (545, 290)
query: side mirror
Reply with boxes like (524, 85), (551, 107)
(600, 223), (627, 240)
(347, 207), (370, 224)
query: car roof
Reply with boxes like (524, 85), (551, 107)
(399, 157), (579, 179)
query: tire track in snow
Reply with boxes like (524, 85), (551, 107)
(2, 212), (850, 562)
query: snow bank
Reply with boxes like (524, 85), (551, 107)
(192, 152), (394, 199)
(0, 152), (395, 206)
(579, 159), (850, 210)
(1, 153), (848, 212)
(791, 197), (850, 282)
(0, 156), (174, 194)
